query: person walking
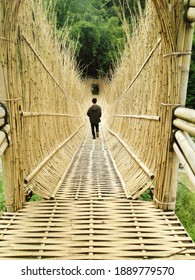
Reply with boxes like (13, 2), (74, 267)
(87, 98), (102, 139)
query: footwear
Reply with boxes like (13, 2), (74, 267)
(92, 136), (96, 139)
(96, 132), (99, 138)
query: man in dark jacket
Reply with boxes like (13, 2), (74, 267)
(87, 98), (102, 139)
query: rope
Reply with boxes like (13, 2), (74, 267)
(153, 195), (175, 205)
(163, 51), (192, 58)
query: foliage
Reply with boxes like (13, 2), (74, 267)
(53, 0), (127, 77)
(175, 182), (195, 242)
(46, 0), (146, 78)
(139, 189), (152, 201)
(43, 0), (194, 104)
(29, 194), (42, 202)
(0, 176), (42, 213)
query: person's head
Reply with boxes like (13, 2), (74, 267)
(92, 98), (97, 104)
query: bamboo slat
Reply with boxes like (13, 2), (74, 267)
(0, 0), (194, 219)
(110, 114), (160, 121)
(20, 111), (80, 118)
(8, 129), (191, 260)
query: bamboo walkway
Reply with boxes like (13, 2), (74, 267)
(0, 130), (195, 260)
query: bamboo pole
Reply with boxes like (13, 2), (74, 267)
(20, 111), (80, 118)
(173, 142), (195, 188)
(24, 125), (84, 183)
(110, 114), (160, 121)
(167, 151), (179, 211)
(174, 107), (195, 123)
(187, 8), (195, 22)
(183, 130), (195, 149)
(173, 118), (195, 136)
(159, 0), (193, 211)
(189, 0), (195, 6)
(175, 130), (195, 173)
(107, 127), (155, 179)
(158, 0), (195, 210)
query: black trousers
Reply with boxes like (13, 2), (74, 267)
(91, 123), (99, 138)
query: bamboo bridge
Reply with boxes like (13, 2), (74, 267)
(0, 1), (195, 259)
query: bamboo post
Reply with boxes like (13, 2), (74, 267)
(167, 151), (180, 210)
(165, 1), (195, 210)
(162, 2), (183, 211)
(175, 130), (195, 172)
(173, 142), (195, 187)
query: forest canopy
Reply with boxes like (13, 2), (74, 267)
(52, 0), (145, 78)
(44, 0), (194, 108)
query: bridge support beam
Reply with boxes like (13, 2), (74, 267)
(153, 1), (194, 210)
(167, 1), (194, 210)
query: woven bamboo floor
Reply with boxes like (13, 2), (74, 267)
(0, 130), (195, 259)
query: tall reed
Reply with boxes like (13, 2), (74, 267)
(0, 0), (89, 210)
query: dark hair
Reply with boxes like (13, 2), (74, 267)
(92, 98), (97, 104)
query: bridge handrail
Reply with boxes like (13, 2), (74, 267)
(24, 124), (85, 185)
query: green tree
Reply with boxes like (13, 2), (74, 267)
(54, 0), (126, 77)
(49, 0), (146, 77)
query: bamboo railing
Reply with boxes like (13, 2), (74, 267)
(0, 0), (89, 211)
(101, 0), (195, 210)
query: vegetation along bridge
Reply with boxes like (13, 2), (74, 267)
(0, 0), (195, 259)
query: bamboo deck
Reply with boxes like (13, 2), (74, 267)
(0, 131), (195, 260)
